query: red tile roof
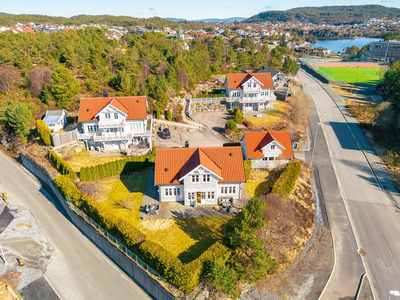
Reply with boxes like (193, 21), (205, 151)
(226, 73), (274, 90)
(155, 147), (245, 185)
(243, 131), (294, 159)
(78, 96), (147, 122)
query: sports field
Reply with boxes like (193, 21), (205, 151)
(315, 66), (386, 85)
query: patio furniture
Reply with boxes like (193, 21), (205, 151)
(145, 205), (150, 214)
(228, 206), (236, 214)
(149, 204), (157, 215)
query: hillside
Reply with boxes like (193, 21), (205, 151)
(244, 5), (400, 24)
(0, 14), (178, 28)
(166, 17), (246, 23)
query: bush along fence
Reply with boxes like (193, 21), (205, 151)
(80, 148), (156, 181)
(48, 151), (77, 179)
(36, 120), (52, 146)
(271, 161), (301, 198)
(20, 154), (206, 300)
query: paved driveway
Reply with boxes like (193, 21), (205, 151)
(155, 112), (229, 148)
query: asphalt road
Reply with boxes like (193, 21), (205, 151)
(0, 153), (150, 300)
(299, 69), (400, 299)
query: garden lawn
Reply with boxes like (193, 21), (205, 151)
(65, 150), (126, 172)
(316, 66), (386, 85)
(246, 170), (274, 198)
(247, 101), (287, 127)
(97, 171), (231, 263)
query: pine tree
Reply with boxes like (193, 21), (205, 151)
(50, 66), (81, 109)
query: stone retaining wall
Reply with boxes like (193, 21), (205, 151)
(152, 119), (201, 132)
(191, 101), (228, 113)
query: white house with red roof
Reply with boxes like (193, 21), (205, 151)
(155, 147), (246, 205)
(76, 96), (152, 153)
(241, 131), (294, 169)
(225, 72), (276, 111)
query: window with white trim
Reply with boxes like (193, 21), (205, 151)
(130, 123), (142, 130)
(87, 125), (99, 132)
(192, 175), (199, 182)
(207, 191), (215, 199)
(188, 192), (196, 200)
(165, 188), (181, 197)
(271, 145), (275, 150)
(105, 113), (111, 120)
(114, 113), (118, 119)
(201, 192), (206, 199)
(247, 83), (251, 87)
(253, 83), (257, 88)
(203, 175), (210, 182)
(269, 157), (274, 161)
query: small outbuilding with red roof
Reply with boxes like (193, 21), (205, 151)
(241, 131), (294, 169)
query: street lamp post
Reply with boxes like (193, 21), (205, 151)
(310, 122), (321, 170)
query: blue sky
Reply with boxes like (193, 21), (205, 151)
(1, 1), (397, 20)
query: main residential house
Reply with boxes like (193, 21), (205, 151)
(77, 96), (152, 153)
(241, 131), (294, 169)
(225, 72), (276, 111)
(155, 147), (246, 205)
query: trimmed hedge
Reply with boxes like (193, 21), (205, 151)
(244, 160), (252, 181)
(49, 151), (77, 179)
(271, 161), (301, 198)
(80, 147), (157, 181)
(223, 142), (241, 147)
(36, 120), (51, 146)
(54, 174), (231, 293)
(54, 175), (143, 246)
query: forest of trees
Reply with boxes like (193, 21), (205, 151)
(244, 5), (400, 25)
(0, 27), (296, 143)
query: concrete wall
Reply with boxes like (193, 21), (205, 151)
(20, 154), (177, 300)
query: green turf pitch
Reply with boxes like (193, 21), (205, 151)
(315, 67), (385, 85)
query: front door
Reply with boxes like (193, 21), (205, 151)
(196, 192), (201, 204)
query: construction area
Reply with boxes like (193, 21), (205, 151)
(0, 203), (59, 300)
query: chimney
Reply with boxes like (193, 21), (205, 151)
(103, 91), (108, 97)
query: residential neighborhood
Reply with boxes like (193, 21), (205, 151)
(2, 4), (400, 300)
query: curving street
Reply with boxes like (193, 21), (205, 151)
(300, 69), (400, 299)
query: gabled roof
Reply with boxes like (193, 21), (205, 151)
(179, 148), (222, 180)
(155, 147), (246, 185)
(243, 131), (294, 159)
(78, 96), (147, 122)
(226, 73), (274, 90)
(254, 66), (280, 77)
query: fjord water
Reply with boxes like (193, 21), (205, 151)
(311, 37), (382, 53)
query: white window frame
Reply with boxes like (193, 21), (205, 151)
(114, 113), (118, 119)
(271, 145), (275, 150)
(247, 83), (251, 87)
(253, 83), (257, 88)
(192, 175), (199, 183)
(130, 122), (142, 131)
(105, 112), (111, 120)
(203, 175), (210, 182)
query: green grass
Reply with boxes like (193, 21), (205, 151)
(316, 67), (386, 85)
(65, 150), (125, 172)
(246, 170), (274, 198)
(97, 171), (231, 263)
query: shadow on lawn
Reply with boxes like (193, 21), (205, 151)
(172, 213), (230, 264)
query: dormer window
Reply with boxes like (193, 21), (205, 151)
(114, 113), (118, 119)
(105, 113), (110, 120)
(271, 145), (275, 150)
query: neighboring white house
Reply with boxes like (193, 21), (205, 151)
(241, 131), (294, 169)
(43, 110), (67, 132)
(76, 96), (152, 152)
(155, 147), (246, 205)
(225, 72), (276, 111)
(254, 66), (283, 87)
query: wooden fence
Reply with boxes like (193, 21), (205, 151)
(51, 129), (78, 147)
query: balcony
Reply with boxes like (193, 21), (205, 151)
(77, 130), (152, 142)
(226, 95), (276, 103)
(98, 120), (126, 129)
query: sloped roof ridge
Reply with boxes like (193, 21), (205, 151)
(199, 148), (222, 171)
(110, 97), (129, 113)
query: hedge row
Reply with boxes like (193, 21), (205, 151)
(139, 240), (231, 292)
(54, 175), (143, 247)
(223, 142), (241, 147)
(49, 151), (77, 179)
(80, 147), (156, 181)
(271, 161), (301, 198)
(36, 120), (51, 146)
(54, 175), (231, 293)
(244, 160), (252, 181)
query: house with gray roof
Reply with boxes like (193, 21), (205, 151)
(43, 110), (67, 132)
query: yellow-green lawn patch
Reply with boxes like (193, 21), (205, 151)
(65, 151), (126, 172)
(96, 171), (231, 263)
(248, 101), (287, 127)
(246, 169), (274, 198)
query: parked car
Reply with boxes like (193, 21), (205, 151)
(162, 128), (171, 139)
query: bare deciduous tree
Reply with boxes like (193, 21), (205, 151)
(259, 193), (300, 262)
(157, 62), (168, 76)
(28, 67), (52, 97)
(177, 67), (189, 89)
(0, 66), (15, 93)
